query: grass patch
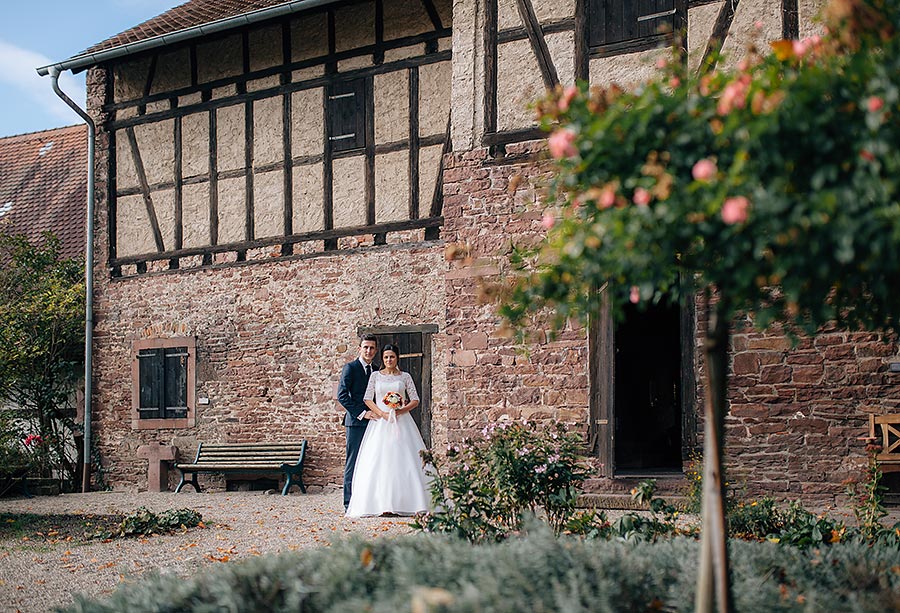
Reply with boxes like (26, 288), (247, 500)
(0, 512), (125, 544)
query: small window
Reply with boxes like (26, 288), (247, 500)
(588, 0), (680, 55)
(132, 337), (196, 429)
(327, 79), (366, 152)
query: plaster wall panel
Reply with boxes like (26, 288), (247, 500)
(248, 75), (282, 92)
(293, 66), (326, 81)
(253, 170), (285, 238)
(115, 130), (139, 191)
(419, 61), (452, 137)
(497, 39), (544, 132)
(547, 31), (575, 87)
(182, 183), (211, 248)
(383, 0), (432, 40)
(799, 0), (828, 38)
(217, 176), (246, 244)
(180, 92), (203, 106)
(720, 0), (780, 71)
(249, 24), (283, 72)
(117, 189), (175, 256)
(335, 3), (375, 53)
(254, 96), (284, 167)
(115, 195), (154, 256)
(374, 151), (409, 222)
(197, 34), (243, 84)
(291, 13), (328, 63)
(418, 144), (443, 218)
(332, 157), (367, 228)
(150, 48), (191, 95)
(338, 56), (374, 72)
(291, 88), (325, 157)
(116, 107), (138, 121)
(113, 57), (151, 103)
(182, 112), (209, 179)
(498, 0), (521, 31)
(213, 85), (238, 98)
(439, 36), (452, 52)
(589, 47), (668, 89)
(374, 71), (410, 145)
(145, 100), (169, 114)
(217, 105), (246, 173)
(133, 120), (175, 186)
(450, 0), (482, 149)
(385, 44), (427, 62)
(292, 164), (325, 233)
(688, 2), (723, 73)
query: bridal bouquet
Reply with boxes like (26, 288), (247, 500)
(382, 391), (403, 409)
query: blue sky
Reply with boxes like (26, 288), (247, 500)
(0, 1), (182, 137)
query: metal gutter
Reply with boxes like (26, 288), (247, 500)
(36, 0), (340, 76)
(48, 67), (96, 493)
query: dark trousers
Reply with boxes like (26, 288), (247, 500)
(343, 425), (367, 508)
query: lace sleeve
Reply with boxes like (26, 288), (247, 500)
(403, 372), (419, 402)
(364, 372), (376, 401)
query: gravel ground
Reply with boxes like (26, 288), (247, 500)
(0, 490), (414, 613)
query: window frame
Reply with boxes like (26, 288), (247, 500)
(586, 0), (684, 58)
(131, 336), (197, 430)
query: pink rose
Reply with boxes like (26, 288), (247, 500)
(721, 196), (750, 224)
(599, 187), (616, 209)
(717, 76), (750, 115)
(792, 39), (810, 57)
(630, 286), (641, 304)
(548, 128), (578, 159)
(867, 96), (884, 112)
(692, 158), (717, 181)
(558, 86), (578, 112)
(633, 188), (651, 207)
(669, 77), (681, 88)
(541, 212), (555, 229)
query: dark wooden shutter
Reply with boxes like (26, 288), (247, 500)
(138, 348), (162, 419)
(163, 347), (189, 418)
(589, 0), (676, 47)
(328, 79), (366, 152)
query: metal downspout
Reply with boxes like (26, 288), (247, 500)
(48, 67), (95, 493)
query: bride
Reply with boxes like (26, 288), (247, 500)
(345, 343), (432, 517)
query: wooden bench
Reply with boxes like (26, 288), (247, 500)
(174, 441), (308, 495)
(869, 414), (900, 473)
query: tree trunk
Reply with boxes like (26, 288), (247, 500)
(694, 298), (734, 613)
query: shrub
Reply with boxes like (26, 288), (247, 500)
(413, 419), (592, 541)
(65, 527), (900, 612)
(95, 507), (202, 539)
(727, 498), (784, 540)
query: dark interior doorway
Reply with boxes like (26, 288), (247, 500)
(614, 301), (683, 474)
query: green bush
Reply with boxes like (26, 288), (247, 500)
(413, 420), (593, 541)
(65, 527), (900, 612)
(94, 507), (202, 538)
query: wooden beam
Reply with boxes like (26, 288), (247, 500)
(174, 116), (183, 250)
(374, 0), (384, 64)
(124, 127), (165, 252)
(138, 54), (158, 116)
(409, 66), (420, 220)
(782, 0), (799, 39)
(238, 30), (250, 95)
(420, 0), (444, 30)
(574, 1), (588, 82)
(110, 216), (445, 266)
(282, 92), (294, 245)
(324, 10), (336, 250)
(209, 110), (219, 245)
(699, 0), (741, 75)
(189, 45), (198, 87)
(497, 18), (575, 43)
(675, 0), (688, 67)
(514, 0), (559, 89)
(365, 75), (376, 226)
(484, 0), (498, 135)
(482, 126), (544, 147)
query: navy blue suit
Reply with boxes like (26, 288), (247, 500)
(338, 359), (373, 509)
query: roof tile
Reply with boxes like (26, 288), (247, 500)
(84, 0), (293, 55)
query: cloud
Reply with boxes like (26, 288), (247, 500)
(0, 39), (86, 124)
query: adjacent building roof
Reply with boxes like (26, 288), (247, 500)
(0, 125), (87, 260)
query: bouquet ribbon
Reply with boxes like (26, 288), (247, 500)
(387, 409), (400, 440)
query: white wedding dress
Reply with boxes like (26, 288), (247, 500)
(345, 370), (432, 517)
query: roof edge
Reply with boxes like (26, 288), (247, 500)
(36, 0), (337, 77)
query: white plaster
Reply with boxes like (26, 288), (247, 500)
(384, 0), (432, 40)
(247, 75), (281, 93)
(151, 48), (190, 95)
(249, 24), (283, 72)
(133, 119), (175, 185)
(253, 96), (284, 167)
(418, 144), (443, 218)
(182, 183), (211, 248)
(335, 3), (375, 53)
(688, 2), (722, 73)
(253, 170), (285, 238)
(720, 0), (780, 71)
(182, 112), (209, 178)
(375, 151), (410, 223)
(332, 156), (367, 228)
(799, 0), (828, 38)
(217, 176), (247, 244)
(292, 164), (325, 233)
(197, 34), (243, 84)
(113, 56), (151, 103)
(291, 13), (328, 63)
(291, 88), (324, 157)
(419, 60), (452, 137)
(115, 129), (138, 191)
(497, 38), (543, 131)
(375, 70), (409, 145)
(217, 104), (246, 173)
(589, 47), (668, 89)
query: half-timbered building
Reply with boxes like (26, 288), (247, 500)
(46, 0), (900, 506)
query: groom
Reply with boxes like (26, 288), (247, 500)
(338, 333), (380, 511)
